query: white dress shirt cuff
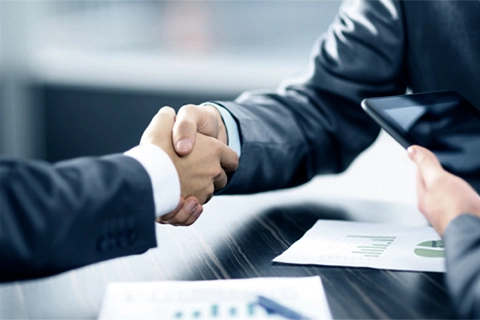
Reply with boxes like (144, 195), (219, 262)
(124, 144), (180, 218)
(202, 103), (242, 157)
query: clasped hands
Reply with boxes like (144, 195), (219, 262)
(141, 104), (480, 232)
(140, 104), (235, 226)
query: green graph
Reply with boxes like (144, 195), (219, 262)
(414, 240), (444, 258)
(348, 235), (396, 258)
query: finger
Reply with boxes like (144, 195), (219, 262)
(161, 197), (200, 225)
(157, 196), (185, 223)
(218, 144), (239, 172)
(141, 107), (176, 145)
(407, 145), (443, 189)
(157, 196), (184, 222)
(213, 169), (228, 190)
(182, 204), (204, 226)
(173, 105), (204, 156)
(415, 168), (428, 214)
(408, 146), (428, 196)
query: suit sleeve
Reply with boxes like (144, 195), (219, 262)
(215, 0), (408, 194)
(443, 214), (480, 319)
(0, 155), (157, 282)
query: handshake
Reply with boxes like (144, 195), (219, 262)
(140, 104), (238, 226)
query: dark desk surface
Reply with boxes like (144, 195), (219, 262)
(0, 188), (454, 319)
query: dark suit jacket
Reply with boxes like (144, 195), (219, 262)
(213, 0), (480, 317)
(0, 155), (157, 282)
(444, 214), (480, 319)
(214, 0), (480, 194)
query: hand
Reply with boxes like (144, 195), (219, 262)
(156, 196), (203, 226)
(173, 104), (228, 156)
(407, 145), (480, 236)
(141, 106), (238, 208)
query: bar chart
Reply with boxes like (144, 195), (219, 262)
(173, 302), (273, 319)
(99, 277), (331, 320)
(348, 235), (396, 258)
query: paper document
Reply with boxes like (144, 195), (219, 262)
(273, 220), (445, 272)
(98, 276), (332, 320)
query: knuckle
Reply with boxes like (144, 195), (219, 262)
(161, 106), (175, 113)
(214, 172), (227, 189)
(213, 167), (223, 177)
(215, 179), (227, 190)
(179, 104), (199, 116)
(157, 106), (176, 118)
(228, 157), (239, 171)
(204, 192), (214, 204)
(177, 119), (195, 130)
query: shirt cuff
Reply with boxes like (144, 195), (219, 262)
(124, 144), (180, 218)
(202, 103), (242, 157)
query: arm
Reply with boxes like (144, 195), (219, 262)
(174, 0), (408, 194)
(408, 145), (480, 318)
(0, 107), (237, 281)
(0, 155), (157, 282)
(443, 215), (480, 319)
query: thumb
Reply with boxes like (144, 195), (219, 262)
(141, 107), (176, 145)
(173, 105), (206, 156)
(407, 145), (443, 188)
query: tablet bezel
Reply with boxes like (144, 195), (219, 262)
(361, 90), (480, 149)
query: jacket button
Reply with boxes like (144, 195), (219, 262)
(97, 236), (109, 252)
(127, 229), (137, 244)
(117, 232), (128, 248)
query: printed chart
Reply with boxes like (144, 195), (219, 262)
(273, 220), (446, 272)
(98, 277), (332, 320)
(414, 240), (444, 258)
(172, 302), (269, 319)
(347, 235), (396, 258)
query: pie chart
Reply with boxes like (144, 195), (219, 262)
(414, 240), (445, 258)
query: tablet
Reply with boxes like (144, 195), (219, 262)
(361, 90), (480, 192)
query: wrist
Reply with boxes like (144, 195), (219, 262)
(124, 144), (181, 218)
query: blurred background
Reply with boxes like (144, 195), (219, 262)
(0, 0), (340, 160)
(0, 0), (418, 205)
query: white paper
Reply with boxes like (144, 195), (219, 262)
(98, 276), (332, 320)
(273, 220), (445, 273)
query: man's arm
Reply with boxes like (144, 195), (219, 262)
(174, 0), (407, 194)
(0, 155), (158, 282)
(443, 215), (480, 319)
(408, 145), (480, 318)
(0, 107), (238, 281)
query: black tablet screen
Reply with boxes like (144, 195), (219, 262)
(366, 91), (480, 191)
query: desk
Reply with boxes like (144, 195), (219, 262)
(0, 188), (453, 319)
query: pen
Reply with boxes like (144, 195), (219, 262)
(256, 295), (311, 320)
